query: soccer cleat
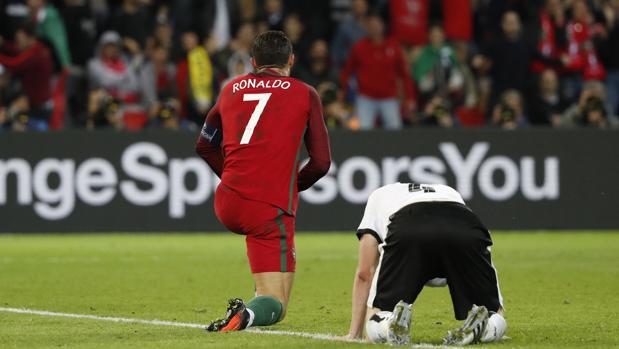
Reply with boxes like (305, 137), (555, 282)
(387, 300), (413, 345)
(206, 298), (250, 332)
(444, 304), (489, 345)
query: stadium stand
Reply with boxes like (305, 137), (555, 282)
(0, 0), (618, 131)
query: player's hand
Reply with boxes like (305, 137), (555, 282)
(341, 333), (360, 341)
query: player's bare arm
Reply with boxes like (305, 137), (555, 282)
(347, 234), (379, 339)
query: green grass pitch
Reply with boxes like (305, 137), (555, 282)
(1, 232), (618, 348)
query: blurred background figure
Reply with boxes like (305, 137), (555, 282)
(212, 21), (255, 84)
(601, 0), (619, 116)
(340, 13), (415, 130)
(491, 89), (528, 130)
(146, 97), (182, 130)
(176, 31), (213, 127)
(139, 45), (177, 120)
(87, 30), (141, 129)
(145, 19), (173, 59)
(561, 81), (617, 128)
(296, 39), (351, 129)
(478, 11), (529, 106)
(86, 88), (122, 129)
(420, 95), (457, 128)
(331, 0), (368, 69)
(530, 0), (566, 75)
(107, 0), (153, 52)
(60, 0), (96, 68)
(293, 39), (337, 89)
(0, 23), (54, 130)
(261, 0), (285, 31)
(28, 0), (71, 69)
(529, 69), (569, 126)
(413, 24), (463, 105)
(283, 13), (310, 65)
(560, 0), (606, 100)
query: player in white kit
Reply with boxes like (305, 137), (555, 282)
(345, 183), (507, 345)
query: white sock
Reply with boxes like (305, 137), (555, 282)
(481, 313), (507, 343)
(245, 308), (255, 328)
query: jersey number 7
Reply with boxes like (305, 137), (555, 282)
(240, 93), (272, 144)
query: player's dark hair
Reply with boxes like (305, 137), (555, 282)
(251, 30), (292, 68)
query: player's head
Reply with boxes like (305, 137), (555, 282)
(251, 30), (294, 74)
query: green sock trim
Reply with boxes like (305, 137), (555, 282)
(246, 296), (283, 326)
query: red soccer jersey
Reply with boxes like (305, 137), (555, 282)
(196, 69), (331, 215)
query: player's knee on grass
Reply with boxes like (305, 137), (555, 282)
(278, 301), (288, 321)
(246, 296), (284, 327)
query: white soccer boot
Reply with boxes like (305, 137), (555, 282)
(387, 300), (413, 345)
(444, 304), (489, 345)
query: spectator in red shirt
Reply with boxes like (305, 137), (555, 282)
(340, 13), (415, 130)
(530, 0), (566, 74)
(0, 23), (54, 130)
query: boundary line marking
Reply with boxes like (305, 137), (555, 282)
(0, 307), (204, 329)
(0, 307), (462, 348)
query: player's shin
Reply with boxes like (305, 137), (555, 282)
(245, 296), (283, 327)
(480, 312), (507, 343)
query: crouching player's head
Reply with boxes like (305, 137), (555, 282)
(250, 30), (294, 75)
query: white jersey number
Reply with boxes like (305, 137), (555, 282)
(240, 93), (272, 144)
(408, 183), (436, 193)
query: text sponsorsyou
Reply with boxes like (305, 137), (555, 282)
(0, 142), (559, 221)
(301, 143), (559, 204)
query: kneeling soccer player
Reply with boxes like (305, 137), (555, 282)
(195, 30), (331, 333)
(346, 183), (507, 345)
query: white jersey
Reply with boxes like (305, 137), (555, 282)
(357, 183), (465, 244)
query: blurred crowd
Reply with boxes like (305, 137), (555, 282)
(1, 0), (618, 132)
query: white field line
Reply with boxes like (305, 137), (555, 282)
(0, 307), (204, 329)
(0, 307), (463, 349)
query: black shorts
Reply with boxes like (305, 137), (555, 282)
(370, 202), (503, 320)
